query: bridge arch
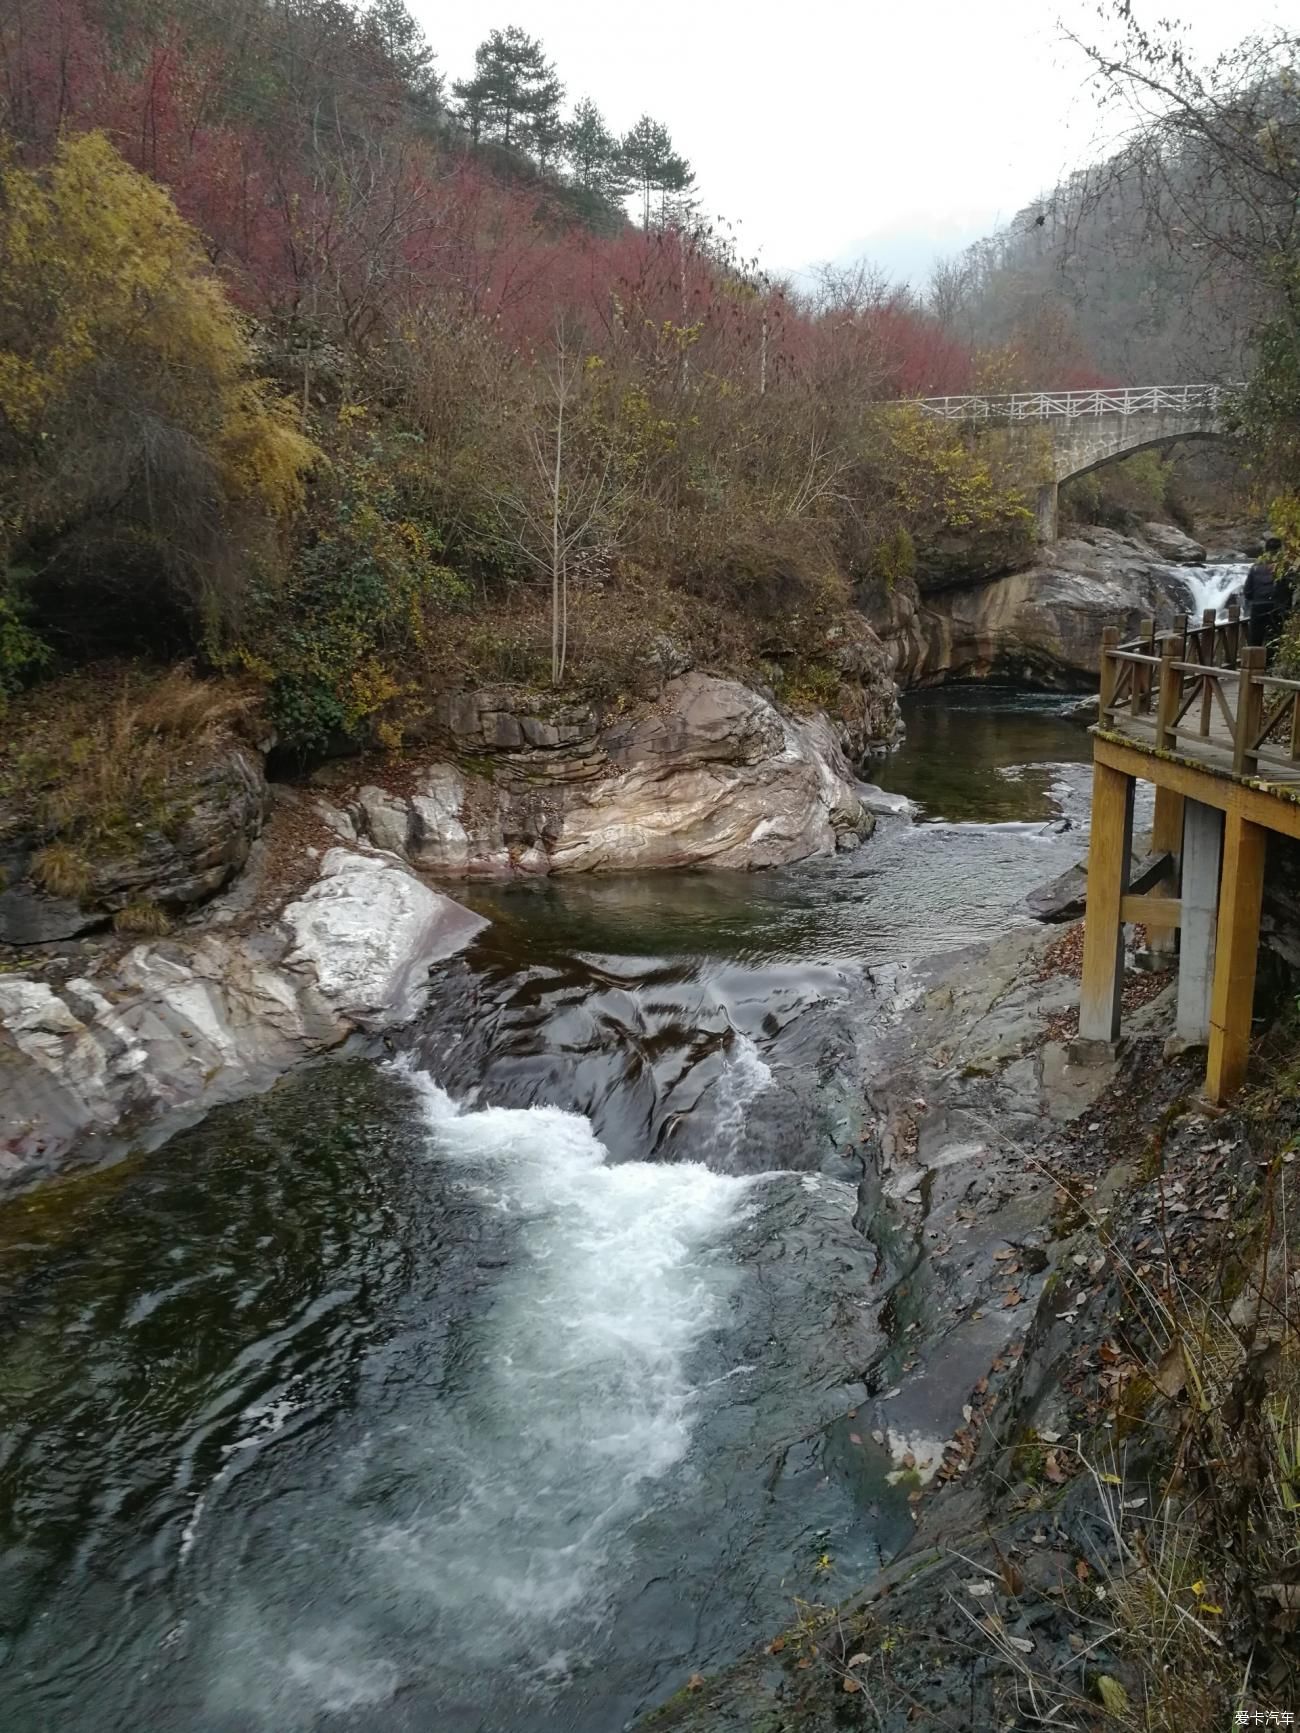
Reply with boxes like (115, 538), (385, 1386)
(915, 385), (1241, 542)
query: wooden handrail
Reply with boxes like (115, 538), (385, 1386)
(1099, 608), (1300, 774)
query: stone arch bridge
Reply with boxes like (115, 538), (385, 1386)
(916, 384), (1242, 541)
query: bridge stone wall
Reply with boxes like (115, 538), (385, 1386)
(1038, 412), (1223, 541)
(915, 388), (1237, 544)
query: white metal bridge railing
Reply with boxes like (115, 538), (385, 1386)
(914, 384), (1243, 422)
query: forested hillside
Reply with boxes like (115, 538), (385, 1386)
(0, 0), (1041, 757)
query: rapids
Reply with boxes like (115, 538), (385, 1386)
(0, 690), (1123, 1732)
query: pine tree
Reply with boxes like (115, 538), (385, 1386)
(363, 0), (441, 105)
(618, 114), (695, 228)
(563, 98), (628, 201)
(452, 26), (563, 156)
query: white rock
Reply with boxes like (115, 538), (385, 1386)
(409, 765), (471, 876)
(356, 785), (411, 857)
(282, 849), (486, 1023)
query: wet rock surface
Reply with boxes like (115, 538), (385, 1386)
(636, 923), (1193, 1733)
(0, 846), (486, 1186)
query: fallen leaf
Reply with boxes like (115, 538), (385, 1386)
(1037, 1428), (1062, 1443)
(1007, 1636), (1034, 1654)
(1075, 1558), (1090, 1582)
(881, 1386), (901, 1400)
(846, 1652), (868, 1668)
(993, 1248), (1016, 1261)
(1001, 1290), (1022, 1308)
(842, 1677), (862, 1694)
(964, 1580), (994, 1597)
(687, 1673), (705, 1691)
(849, 1432), (862, 1445)
(1044, 1451), (1066, 1485)
(767, 1637), (786, 1654)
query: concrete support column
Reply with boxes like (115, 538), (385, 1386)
(1173, 799), (1222, 1050)
(1205, 812), (1267, 1103)
(1035, 481), (1059, 543)
(1075, 759), (1135, 1054)
(1146, 786), (1184, 961)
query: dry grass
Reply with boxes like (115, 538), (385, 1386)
(112, 899), (172, 937)
(1, 663), (254, 865)
(975, 1149), (1299, 1732)
(29, 841), (92, 900)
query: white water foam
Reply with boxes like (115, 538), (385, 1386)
(705, 1033), (773, 1167)
(372, 1064), (757, 1642)
(1179, 561), (1249, 620)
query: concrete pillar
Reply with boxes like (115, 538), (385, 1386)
(1074, 759), (1134, 1055)
(1035, 481), (1059, 543)
(1205, 812), (1267, 1103)
(1172, 799), (1222, 1050)
(1146, 786), (1184, 961)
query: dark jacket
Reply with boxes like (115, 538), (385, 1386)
(1244, 558), (1291, 614)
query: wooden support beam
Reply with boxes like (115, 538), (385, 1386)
(1121, 895), (1181, 927)
(1076, 759), (1135, 1051)
(1093, 736), (1300, 843)
(1204, 811), (1267, 1103)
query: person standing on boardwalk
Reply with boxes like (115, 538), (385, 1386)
(1244, 536), (1292, 654)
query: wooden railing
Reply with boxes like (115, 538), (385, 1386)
(1100, 609), (1300, 778)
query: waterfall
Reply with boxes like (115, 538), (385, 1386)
(1178, 561), (1249, 620)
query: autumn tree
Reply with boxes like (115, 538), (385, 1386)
(453, 25), (563, 157)
(1070, 10), (1299, 541)
(0, 131), (314, 667)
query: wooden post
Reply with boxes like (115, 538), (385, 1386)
(1098, 625), (1119, 720)
(1205, 810), (1267, 1102)
(1198, 608), (1215, 737)
(1226, 600), (1241, 666)
(1074, 758), (1135, 1054)
(1233, 645), (1266, 776)
(1148, 783), (1185, 960)
(1155, 633), (1179, 752)
(1132, 618), (1155, 716)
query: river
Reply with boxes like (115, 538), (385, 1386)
(0, 688), (1144, 1732)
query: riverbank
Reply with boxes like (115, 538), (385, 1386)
(639, 918), (1300, 1733)
(2, 687), (1295, 1733)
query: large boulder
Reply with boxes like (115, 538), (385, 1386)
(0, 849), (487, 1182)
(0, 743), (266, 945)
(1140, 521), (1206, 565)
(337, 673), (874, 878)
(893, 527), (1194, 689)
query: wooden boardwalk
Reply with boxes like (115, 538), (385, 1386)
(1076, 607), (1300, 1104)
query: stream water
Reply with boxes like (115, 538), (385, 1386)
(0, 690), (1124, 1732)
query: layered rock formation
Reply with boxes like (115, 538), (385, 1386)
(328, 671), (876, 878)
(0, 741), (267, 945)
(0, 848), (486, 1185)
(886, 527), (1196, 689)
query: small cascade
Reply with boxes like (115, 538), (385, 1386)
(1179, 561), (1249, 620)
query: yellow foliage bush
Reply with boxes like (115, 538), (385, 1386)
(0, 132), (314, 665)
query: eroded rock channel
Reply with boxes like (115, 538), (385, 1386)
(0, 688), (1154, 1732)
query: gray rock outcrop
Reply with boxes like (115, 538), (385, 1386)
(335, 672), (876, 879)
(890, 527), (1194, 689)
(0, 848), (486, 1185)
(0, 743), (267, 945)
(1140, 520), (1206, 564)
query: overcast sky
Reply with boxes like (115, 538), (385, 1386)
(414, 0), (1288, 290)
